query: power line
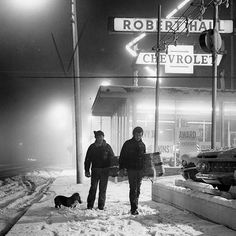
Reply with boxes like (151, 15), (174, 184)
(153, 0), (217, 52)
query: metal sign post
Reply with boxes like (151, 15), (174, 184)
(154, 4), (161, 152)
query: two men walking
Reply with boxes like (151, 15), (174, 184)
(84, 127), (146, 215)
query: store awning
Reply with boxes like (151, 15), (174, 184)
(92, 85), (236, 116)
(91, 85), (152, 116)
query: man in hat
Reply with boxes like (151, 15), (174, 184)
(119, 126), (146, 215)
(84, 130), (114, 210)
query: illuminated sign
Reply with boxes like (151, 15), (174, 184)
(113, 18), (233, 34)
(136, 45), (223, 74)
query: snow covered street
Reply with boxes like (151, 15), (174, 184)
(3, 169), (235, 236)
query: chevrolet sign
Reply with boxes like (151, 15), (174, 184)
(136, 45), (223, 74)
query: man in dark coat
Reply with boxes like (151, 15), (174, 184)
(119, 126), (146, 215)
(84, 130), (114, 210)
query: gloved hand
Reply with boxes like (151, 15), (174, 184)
(85, 171), (91, 178)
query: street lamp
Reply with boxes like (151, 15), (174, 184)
(10, 0), (48, 11)
(47, 103), (70, 130)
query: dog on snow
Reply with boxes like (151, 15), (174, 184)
(54, 192), (82, 208)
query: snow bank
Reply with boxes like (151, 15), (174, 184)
(0, 169), (61, 235)
(154, 175), (236, 209)
(7, 171), (236, 236)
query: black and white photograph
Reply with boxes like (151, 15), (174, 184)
(0, 0), (236, 235)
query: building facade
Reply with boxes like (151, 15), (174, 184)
(91, 85), (236, 166)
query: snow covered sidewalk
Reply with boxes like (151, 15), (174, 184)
(7, 169), (236, 236)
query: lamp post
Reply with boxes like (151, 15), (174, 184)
(71, 0), (83, 183)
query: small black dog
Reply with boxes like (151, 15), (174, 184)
(54, 193), (82, 208)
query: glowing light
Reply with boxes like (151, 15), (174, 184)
(136, 102), (216, 115)
(88, 115), (94, 121)
(145, 66), (155, 75)
(160, 120), (175, 124)
(47, 103), (70, 130)
(144, 66), (162, 83)
(187, 121), (212, 125)
(10, 0), (48, 11)
(178, 0), (191, 10)
(166, 9), (178, 19)
(136, 103), (155, 111)
(177, 104), (212, 114)
(166, 0), (191, 19)
(101, 81), (111, 86)
(224, 104), (236, 114)
(126, 45), (137, 57)
(126, 33), (146, 57)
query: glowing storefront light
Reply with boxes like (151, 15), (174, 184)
(188, 121), (212, 125)
(136, 103), (155, 111)
(136, 119), (175, 124)
(223, 104), (236, 115)
(177, 104), (212, 114)
(144, 66), (163, 83)
(136, 102), (215, 114)
(136, 103), (175, 112)
(88, 114), (94, 121)
(101, 81), (111, 86)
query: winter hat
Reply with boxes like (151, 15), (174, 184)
(132, 126), (143, 135)
(94, 130), (105, 138)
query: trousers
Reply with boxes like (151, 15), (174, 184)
(127, 169), (143, 211)
(87, 168), (109, 209)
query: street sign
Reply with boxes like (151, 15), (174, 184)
(112, 18), (233, 34)
(165, 45), (194, 73)
(136, 45), (223, 74)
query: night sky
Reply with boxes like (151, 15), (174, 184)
(0, 0), (234, 166)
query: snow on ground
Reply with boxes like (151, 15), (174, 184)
(0, 169), (61, 235)
(5, 169), (236, 236)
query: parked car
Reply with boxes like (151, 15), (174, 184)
(195, 148), (236, 191)
(180, 151), (201, 182)
(181, 148), (236, 191)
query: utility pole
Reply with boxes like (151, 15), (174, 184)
(230, 0), (234, 89)
(71, 0), (83, 183)
(211, 0), (220, 149)
(154, 4), (161, 152)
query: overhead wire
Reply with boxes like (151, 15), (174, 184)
(159, 3), (194, 43)
(153, 0), (214, 52)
